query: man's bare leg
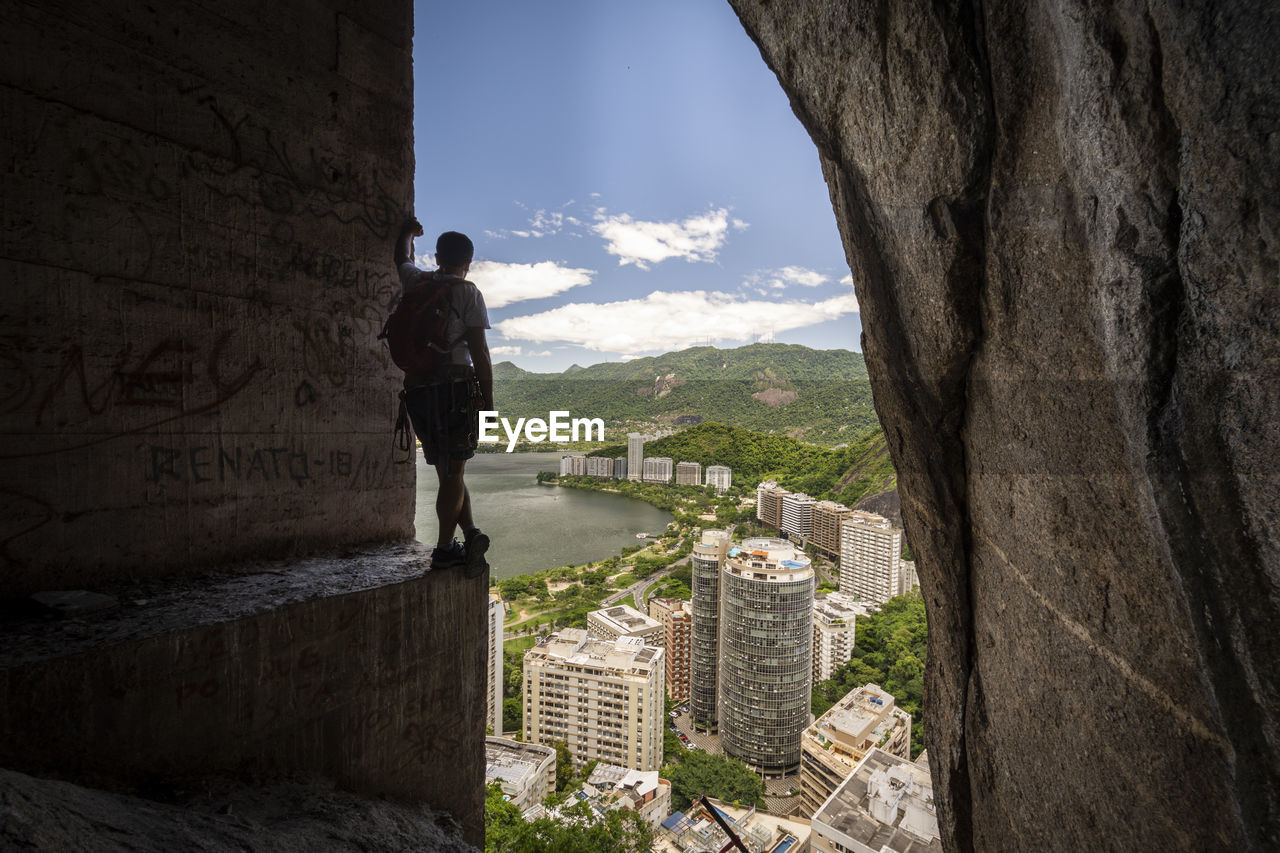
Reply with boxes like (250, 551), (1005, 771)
(435, 459), (468, 547)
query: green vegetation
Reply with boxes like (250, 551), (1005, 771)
(592, 421), (896, 506)
(485, 783), (652, 853)
(661, 750), (766, 812)
(812, 589), (928, 757)
(492, 343), (878, 446)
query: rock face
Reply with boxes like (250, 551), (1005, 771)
(728, 1), (1277, 849)
(0, 769), (474, 852)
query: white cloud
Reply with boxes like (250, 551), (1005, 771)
(748, 266), (830, 291)
(592, 207), (745, 269)
(495, 289), (859, 355)
(840, 273), (854, 285)
(469, 260), (595, 309)
(490, 345), (523, 357)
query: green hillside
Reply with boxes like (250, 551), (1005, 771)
(590, 421), (896, 506)
(491, 343), (877, 446)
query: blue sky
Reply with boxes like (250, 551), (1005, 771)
(411, 0), (861, 372)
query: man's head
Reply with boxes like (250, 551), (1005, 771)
(436, 231), (474, 270)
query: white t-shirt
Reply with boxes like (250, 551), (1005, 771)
(398, 263), (490, 367)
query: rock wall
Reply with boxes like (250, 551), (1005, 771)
(0, 0), (415, 594)
(1, 1), (489, 845)
(728, 1), (1277, 849)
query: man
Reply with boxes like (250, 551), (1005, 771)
(395, 217), (494, 577)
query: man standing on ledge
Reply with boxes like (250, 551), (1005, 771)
(395, 217), (493, 577)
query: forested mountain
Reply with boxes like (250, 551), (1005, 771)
(492, 343), (877, 446)
(590, 421), (896, 507)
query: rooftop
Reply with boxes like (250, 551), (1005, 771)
(806, 684), (909, 755)
(812, 748), (940, 852)
(528, 629), (664, 676)
(484, 737), (553, 788)
(589, 605), (662, 635)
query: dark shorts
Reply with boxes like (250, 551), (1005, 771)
(404, 378), (481, 468)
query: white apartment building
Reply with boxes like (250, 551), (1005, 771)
(627, 433), (644, 481)
(587, 605), (664, 646)
(585, 455), (614, 478)
(675, 461), (702, 485)
(799, 683), (913, 818)
(839, 511), (904, 604)
(811, 500), (853, 559)
(559, 453), (585, 476)
(613, 456), (628, 480)
(485, 736), (555, 812)
(523, 629), (665, 772)
(642, 456), (673, 483)
(756, 481), (785, 530)
(705, 465), (732, 492)
(488, 593), (504, 734)
(813, 591), (862, 684)
(780, 491), (816, 540)
(810, 748), (940, 853)
(899, 559), (919, 595)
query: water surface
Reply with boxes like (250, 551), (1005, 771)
(414, 452), (672, 579)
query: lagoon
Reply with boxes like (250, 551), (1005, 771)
(414, 452), (673, 580)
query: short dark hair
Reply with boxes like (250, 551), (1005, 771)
(436, 231), (474, 267)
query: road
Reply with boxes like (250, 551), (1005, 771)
(600, 553), (691, 611)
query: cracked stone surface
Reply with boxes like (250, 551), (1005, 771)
(728, 1), (1278, 849)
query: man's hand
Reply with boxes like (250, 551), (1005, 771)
(395, 217), (423, 265)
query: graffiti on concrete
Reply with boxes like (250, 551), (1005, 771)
(186, 92), (399, 239)
(146, 442), (389, 491)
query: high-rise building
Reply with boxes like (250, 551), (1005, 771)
(560, 453), (586, 476)
(705, 465), (732, 492)
(690, 528), (732, 732)
(675, 461), (702, 486)
(780, 492), (815, 541)
(642, 456), (673, 483)
(799, 683), (912, 817)
(665, 606), (692, 702)
(898, 560), (919, 596)
(811, 500), (853, 560)
(756, 481), (786, 531)
(485, 736), (555, 812)
(488, 593), (505, 734)
(813, 591), (862, 684)
(587, 605), (664, 646)
(809, 748), (939, 853)
(523, 629), (665, 772)
(648, 596), (686, 627)
(613, 456), (628, 480)
(718, 537), (815, 776)
(626, 433), (644, 481)
(585, 455), (613, 478)
(839, 511), (903, 604)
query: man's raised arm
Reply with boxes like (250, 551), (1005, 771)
(395, 217), (423, 267)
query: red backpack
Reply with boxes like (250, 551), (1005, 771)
(381, 273), (464, 377)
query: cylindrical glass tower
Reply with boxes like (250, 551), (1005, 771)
(718, 537), (814, 776)
(689, 529), (731, 732)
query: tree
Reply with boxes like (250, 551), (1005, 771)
(553, 740), (574, 791)
(485, 784), (652, 853)
(661, 751), (765, 812)
(502, 697), (522, 735)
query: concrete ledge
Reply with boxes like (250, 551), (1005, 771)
(0, 542), (486, 847)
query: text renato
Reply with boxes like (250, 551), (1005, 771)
(478, 410), (605, 452)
